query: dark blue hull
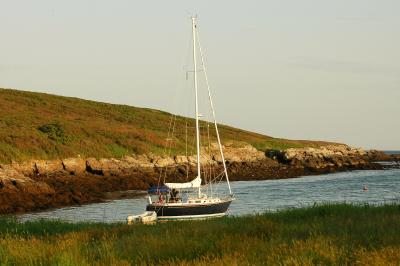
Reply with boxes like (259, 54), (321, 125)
(146, 199), (232, 218)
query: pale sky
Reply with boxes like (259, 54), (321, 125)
(1, 0), (399, 150)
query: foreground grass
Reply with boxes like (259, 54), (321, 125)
(0, 204), (399, 265)
(0, 88), (335, 163)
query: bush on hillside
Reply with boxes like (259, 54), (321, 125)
(38, 122), (70, 144)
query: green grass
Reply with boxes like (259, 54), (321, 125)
(0, 204), (399, 265)
(0, 88), (337, 164)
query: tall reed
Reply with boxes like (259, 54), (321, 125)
(0, 204), (399, 265)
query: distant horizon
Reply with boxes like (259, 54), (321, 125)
(1, 1), (399, 150)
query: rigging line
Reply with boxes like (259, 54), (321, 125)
(196, 26), (232, 195)
(185, 119), (189, 181)
(158, 18), (192, 187)
(185, 118), (190, 199)
(167, 115), (177, 155)
(157, 113), (175, 187)
(202, 171), (224, 186)
(199, 120), (207, 187)
(203, 127), (211, 193)
(214, 174), (225, 197)
(203, 175), (224, 198)
(207, 122), (214, 196)
(161, 115), (174, 175)
(163, 113), (178, 184)
(201, 172), (224, 192)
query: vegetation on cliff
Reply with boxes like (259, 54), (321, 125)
(0, 88), (334, 163)
(0, 204), (399, 265)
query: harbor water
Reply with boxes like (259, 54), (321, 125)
(19, 167), (400, 223)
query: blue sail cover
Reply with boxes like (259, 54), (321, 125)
(147, 185), (170, 194)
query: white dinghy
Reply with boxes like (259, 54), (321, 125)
(127, 211), (157, 224)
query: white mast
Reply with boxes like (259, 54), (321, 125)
(192, 16), (202, 198)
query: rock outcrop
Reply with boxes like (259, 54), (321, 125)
(122, 155), (154, 169)
(271, 145), (370, 169)
(0, 143), (393, 214)
(62, 158), (86, 175)
(0, 165), (55, 213)
(34, 160), (64, 175)
(10, 161), (36, 176)
(364, 150), (400, 162)
(212, 143), (265, 163)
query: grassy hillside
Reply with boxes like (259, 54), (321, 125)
(0, 204), (399, 265)
(0, 88), (334, 163)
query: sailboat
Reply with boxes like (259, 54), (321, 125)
(145, 17), (234, 220)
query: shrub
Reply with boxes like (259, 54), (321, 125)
(38, 122), (70, 144)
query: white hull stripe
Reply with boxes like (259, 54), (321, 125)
(157, 212), (226, 220)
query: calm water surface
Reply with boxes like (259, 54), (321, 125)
(19, 169), (400, 223)
(384, 150), (400, 155)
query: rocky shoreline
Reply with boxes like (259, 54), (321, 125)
(0, 144), (398, 214)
